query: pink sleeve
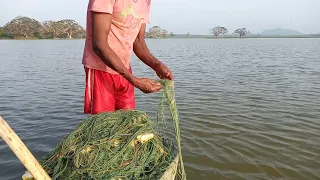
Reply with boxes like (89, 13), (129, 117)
(143, 1), (151, 24)
(90, 0), (115, 14)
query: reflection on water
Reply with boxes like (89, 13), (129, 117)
(0, 38), (320, 180)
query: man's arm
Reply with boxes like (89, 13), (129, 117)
(133, 24), (173, 80)
(133, 24), (161, 71)
(92, 13), (135, 83)
(91, 13), (162, 93)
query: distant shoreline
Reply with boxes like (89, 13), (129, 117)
(169, 34), (320, 39)
(0, 35), (320, 40)
(2, 16), (319, 41)
(0, 37), (85, 40)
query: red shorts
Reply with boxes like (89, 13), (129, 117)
(84, 67), (136, 114)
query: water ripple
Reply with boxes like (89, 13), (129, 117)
(1, 39), (320, 180)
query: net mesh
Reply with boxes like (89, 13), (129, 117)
(39, 80), (187, 180)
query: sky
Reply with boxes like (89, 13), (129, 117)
(1, 0), (319, 35)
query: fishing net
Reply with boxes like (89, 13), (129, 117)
(39, 80), (187, 180)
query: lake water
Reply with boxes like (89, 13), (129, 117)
(0, 38), (320, 180)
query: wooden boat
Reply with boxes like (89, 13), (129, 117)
(22, 155), (179, 180)
(160, 155), (179, 180)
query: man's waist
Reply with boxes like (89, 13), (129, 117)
(83, 42), (132, 74)
(82, 58), (131, 75)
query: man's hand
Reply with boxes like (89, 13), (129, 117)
(133, 24), (173, 81)
(132, 78), (162, 93)
(154, 63), (173, 80)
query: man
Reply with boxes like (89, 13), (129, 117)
(82, 0), (173, 114)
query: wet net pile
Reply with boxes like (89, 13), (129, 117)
(39, 80), (187, 180)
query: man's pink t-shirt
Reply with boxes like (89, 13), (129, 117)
(82, 0), (151, 74)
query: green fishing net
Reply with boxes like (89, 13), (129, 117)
(39, 80), (187, 180)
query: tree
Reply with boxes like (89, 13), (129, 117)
(3, 16), (42, 38)
(169, 32), (175, 37)
(41, 21), (64, 39)
(0, 16), (85, 39)
(233, 28), (250, 38)
(147, 26), (162, 38)
(209, 26), (228, 38)
(73, 28), (86, 39)
(161, 29), (168, 38)
(41, 21), (63, 39)
(0, 27), (6, 38)
(58, 19), (84, 39)
(186, 32), (190, 38)
(146, 26), (169, 38)
(41, 20), (85, 39)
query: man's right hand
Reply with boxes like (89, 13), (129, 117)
(132, 78), (162, 94)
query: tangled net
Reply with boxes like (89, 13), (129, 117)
(39, 80), (187, 180)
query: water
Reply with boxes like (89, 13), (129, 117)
(1, 38), (320, 180)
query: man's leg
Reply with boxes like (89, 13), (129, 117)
(114, 69), (136, 110)
(84, 67), (116, 114)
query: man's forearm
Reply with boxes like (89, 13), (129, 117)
(133, 41), (162, 71)
(93, 42), (137, 84)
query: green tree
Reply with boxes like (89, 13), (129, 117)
(57, 19), (84, 39)
(73, 28), (86, 39)
(4, 16), (42, 38)
(1, 16), (86, 39)
(233, 28), (250, 38)
(41, 20), (84, 39)
(161, 29), (169, 38)
(0, 27), (6, 38)
(146, 26), (169, 38)
(147, 26), (162, 38)
(41, 21), (63, 39)
(209, 26), (228, 38)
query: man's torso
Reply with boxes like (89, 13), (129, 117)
(82, 0), (151, 74)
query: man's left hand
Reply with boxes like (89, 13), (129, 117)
(155, 63), (173, 80)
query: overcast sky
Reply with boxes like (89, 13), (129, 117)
(1, 0), (319, 34)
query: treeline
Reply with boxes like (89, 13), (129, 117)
(144, 26), (250, 39)
(0, 16), (174, 39)
(209, 26), (250, 38)
(0, 16), (85, 39)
